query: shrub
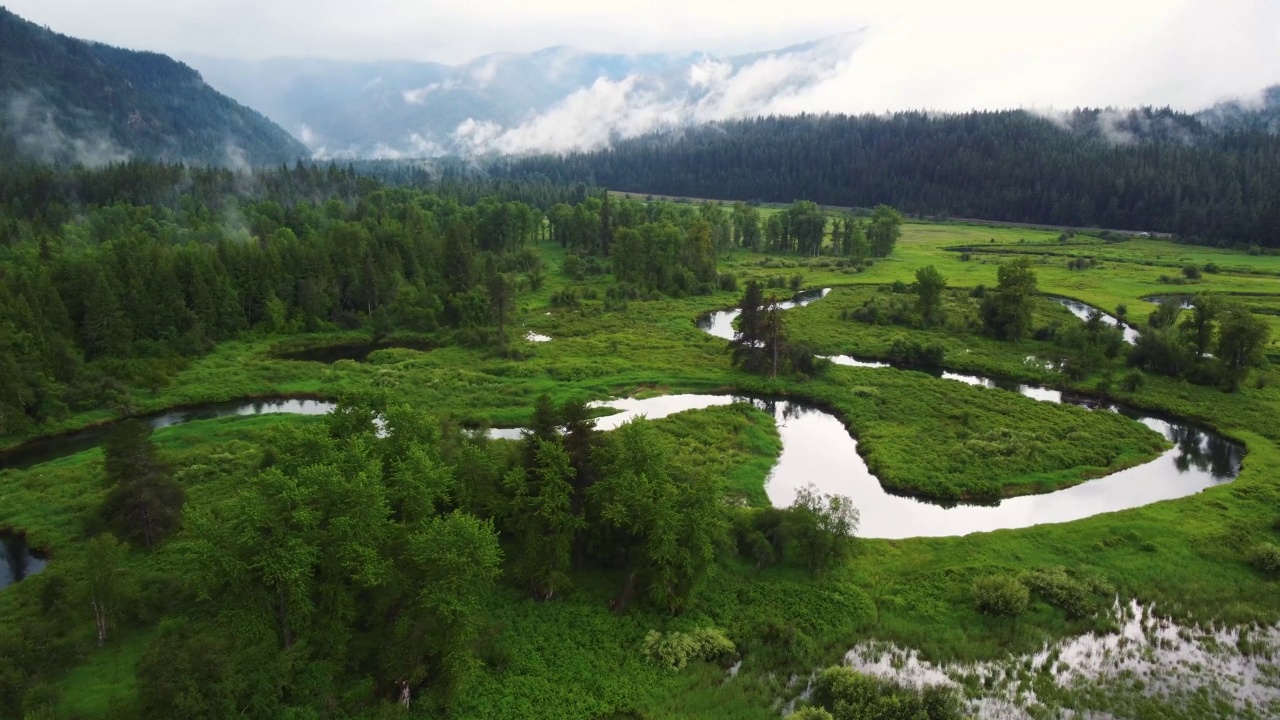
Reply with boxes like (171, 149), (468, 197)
(1249, 244), (1262, 256)
(812, 667), (963, 720)
(973, 574), (1029, 617)
(1025, 568), (1092, 618)
(561, 253), (585, 280)
(642, 628), (736, 671)
(790, 708), (835, 720)
(1121, 370), (1146, 392)
(718, 273), (739, 292)
(886, 338), (946, 368)
(959, 252), (972, 262)
(1204, 262), (1220, 274)
(1251, 543), (1280, 575)
(789, 274), (805, 292)
(1182, 264), (1202, 280)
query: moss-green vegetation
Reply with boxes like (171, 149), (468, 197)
(4, 198), (1280, 718)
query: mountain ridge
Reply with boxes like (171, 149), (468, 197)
(0, 6), (308, 167)
(185, 32), (866, 159)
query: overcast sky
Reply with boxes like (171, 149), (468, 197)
(8, 0), (1280, 111)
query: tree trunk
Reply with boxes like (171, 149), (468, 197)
(398, 680), (411, 709)
(277, 588), (293, 649)
(92, 599), (107, 646)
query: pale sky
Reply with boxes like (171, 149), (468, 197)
(8, 0), (1280, 111)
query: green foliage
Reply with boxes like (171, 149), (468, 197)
(641, 628), (736, 671)
(1216, 303), (1270, 391)
(731, 282), (813, 379)
(1023, 567), (1094, 618)
(981, 260), (1038, 340)
(885, 338), (946, 368)
(973, 574), (1030, 617)
(1251, 543), (1280, 575)
(100, 421), (184, 549)
(790, 707), (836, 720)
(913, 265), (947, 326)
(783, 485), (859, 573)
(591, 419), (726, 613)
(812, 666), (964, 720)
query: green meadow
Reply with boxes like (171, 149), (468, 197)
(4, 217), (1280, 719)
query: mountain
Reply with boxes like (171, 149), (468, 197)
(0, 6), (307, 167)
(186, 33), (864, 159)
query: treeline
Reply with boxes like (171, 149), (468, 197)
(500, 111), (1280, 247)
(0, 164), (573, 436)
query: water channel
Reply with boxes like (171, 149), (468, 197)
(0, 289), (1243, 590)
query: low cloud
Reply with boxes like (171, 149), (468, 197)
(5, 93), (131, 166)
(402, 79), (459, 105)
(451, 33), (862, 155)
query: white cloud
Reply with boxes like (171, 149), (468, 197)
(402, 79), (459, 104)
(687, 58), (732, 88)
(297, 123), (319, 146)
(452, 34), (860, 155)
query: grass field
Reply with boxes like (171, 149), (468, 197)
(4, 217), (1280, 719)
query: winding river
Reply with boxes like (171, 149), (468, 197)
(0, 287), (1243, 583)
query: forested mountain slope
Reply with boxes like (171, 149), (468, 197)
(0, 7), (307, 167)
(502, 106), (1280, 247)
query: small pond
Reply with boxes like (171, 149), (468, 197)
(0, 533), (45, 590)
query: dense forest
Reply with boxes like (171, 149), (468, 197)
(0, 161), (785, 437)
(500, 108), (1280, 247)
(0, 7), (306, 167)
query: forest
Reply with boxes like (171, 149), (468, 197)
(3, 153), (1280, 720)
(499, 109), (1280, 247)
(0, 161), (799, 437)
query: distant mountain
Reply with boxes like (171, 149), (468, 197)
(186, 33), (865, 159)
(0, 7), (307, 167)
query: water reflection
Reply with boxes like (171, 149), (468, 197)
(0, 399), (336, 471)
(0, 533), (46, 589)
(489, 389), (1241, 539)
(1049, 296), (1141, 344)
(696, 288), (831, 341)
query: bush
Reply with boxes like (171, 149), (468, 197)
(561, 253), (585, 280)
(1249, 244), (1262, 256)
(886, 338), (946, 368)
(790, 708), (835, 720)
(812, 667), (963, 720)
(959, 252), (972, 262)
(1121, 370), (1146, 392)
(718, 273), (739, 292)
(1182, 264), (1202, 280)
(973, 574), (1029, 617)
(642, 628), (736, 671)
(1204, 262), (1220, 274)
(1024, 567), (1092, 618)
(1251, 543), (1280, 575)
(789, 274), (805, 292)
